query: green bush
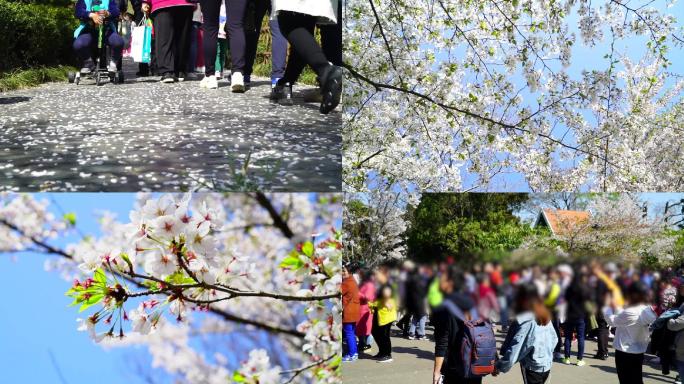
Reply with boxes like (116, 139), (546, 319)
(0, 65), (75, 92)
(0, 0), (77, 73)
(11, 0), (74, 6)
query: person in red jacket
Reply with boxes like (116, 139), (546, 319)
(342, 263), (361, 362)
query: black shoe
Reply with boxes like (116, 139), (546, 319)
(176, 72), (186, 82)
(270, 83), (284, 103)
(319, 64), (342, 114)
(272, 81), (294, 106)
(283, 83), (294, 105)
(377, 355), (393, 363)
(160, 73), (175, 83)
(136, 71), (149, 77)
(593, 353), (608, 360)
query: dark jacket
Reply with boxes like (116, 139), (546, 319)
(593, 279), (609, 327)
(565, 279), (590, 321)
(405, 271), (428, 316)
(434, 292), (476, 379)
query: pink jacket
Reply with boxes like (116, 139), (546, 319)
(355, 281), (376, 337)
(143, 0), (194, 14)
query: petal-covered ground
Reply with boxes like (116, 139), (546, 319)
(0, 60), (341, 192)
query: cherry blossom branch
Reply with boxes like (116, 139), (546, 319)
(280, 354), (338, 384)
(0, 219), (309, 339)
(344, 64), (623, 168)
(124, 269), (339, 303)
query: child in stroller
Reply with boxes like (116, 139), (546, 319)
(69, 0), (125, 85)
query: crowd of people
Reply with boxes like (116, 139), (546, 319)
(71, 0), (342, 114)
(342, 259), (684, 384)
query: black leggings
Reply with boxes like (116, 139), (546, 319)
(319, 0), (342, 66)
(370, 314), (392, 357)
(522, 368), (550, 384)
(442, 375), (482, 384)
(278, 11), (331, 84)
(200, 0), (247, 75)
(153, 6), (193, 75)
(596, 325), (609, 356)
(615, 350), (644, 384)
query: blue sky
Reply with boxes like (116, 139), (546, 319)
(0, 193), (309, 383)
(0, 194), (145, 384)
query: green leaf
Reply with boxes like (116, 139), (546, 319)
(232, 371), (246, 383)
(165, 270), (195, 285)
(120, 253), (134, 272)
(301, 241), (314, 257)
(63, 212), (77, 226)
(94, 268), (106, 285)
(279, 255), (305, 270)
(78, 293), (104, 312)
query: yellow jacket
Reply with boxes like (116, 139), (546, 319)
(595, 270), (625, 308)
(544, 282), (561, 308)
(371, 298), (398, 326)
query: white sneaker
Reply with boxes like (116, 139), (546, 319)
(215, 70), (222, 80)
(231, 72), (245, 93)
(200, 75), (218, 89)
(107, 60), (117, 72)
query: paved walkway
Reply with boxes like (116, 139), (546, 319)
(0, 59), (340, 191)
(343, 327), (674, 384)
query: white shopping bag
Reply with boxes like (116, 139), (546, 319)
(131, 18), (152, 63)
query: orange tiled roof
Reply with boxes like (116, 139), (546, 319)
(539, 208), (590, 235)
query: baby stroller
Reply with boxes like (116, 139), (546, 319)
(68, 2), (124, 86)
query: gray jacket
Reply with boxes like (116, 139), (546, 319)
(667, 304), (684, 361)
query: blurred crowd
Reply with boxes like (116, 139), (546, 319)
(342, 258), (684, 384)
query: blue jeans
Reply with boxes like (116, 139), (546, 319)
(563, 319), (586, 360)
(187, 22), (201, 72)
(244, 0), (287, 80)
(343, 322), (357, 357)
(498, 295), (509, 327)
(409, 314), (427, 337)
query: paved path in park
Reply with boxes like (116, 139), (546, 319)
(0, 59), (340, 191)
(343, 327), (673, 384)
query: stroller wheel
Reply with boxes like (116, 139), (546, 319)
(67, 72), (75, 83)
(109, 72), (116, 84)
(116, 71), (125, 84)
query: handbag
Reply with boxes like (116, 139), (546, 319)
(131, 16), (152, 63)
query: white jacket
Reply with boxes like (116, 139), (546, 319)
(272, 0), (339, 24)
(604, 304), (657, 354)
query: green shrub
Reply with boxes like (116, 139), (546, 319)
(10, 0), (74, 6)
(0, 65), (75, 92)
(0, 0), (77, 73)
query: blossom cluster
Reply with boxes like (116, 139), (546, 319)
(344, 0), (684, 193)
(0, 193), (342, 383)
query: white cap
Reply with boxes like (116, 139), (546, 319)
(557, 264), (573, 276)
